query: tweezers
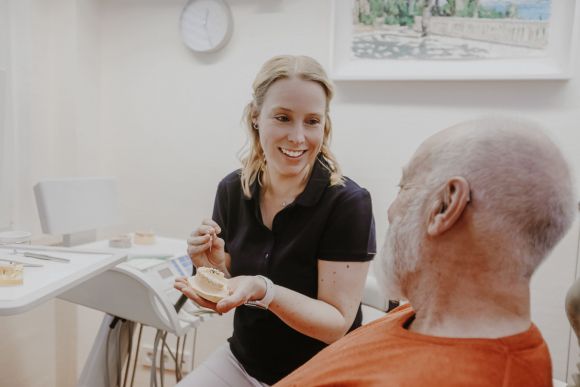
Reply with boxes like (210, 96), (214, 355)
(23, 252), (71, 263)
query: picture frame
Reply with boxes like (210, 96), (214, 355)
(330, 0), (578, 81)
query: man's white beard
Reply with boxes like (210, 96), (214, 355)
(375, 195), (424, 301)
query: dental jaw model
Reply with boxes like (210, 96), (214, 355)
(0, 263), (24, 286)
(188, 267), (229, 303)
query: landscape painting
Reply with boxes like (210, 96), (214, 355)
(351, 0), (552, 61)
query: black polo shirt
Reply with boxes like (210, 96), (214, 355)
(212, 156), (376, 385)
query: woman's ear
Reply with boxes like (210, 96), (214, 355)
(251, 114), (258, 129)
(427, 177), (470, 237)
(250, 106), (259, 130)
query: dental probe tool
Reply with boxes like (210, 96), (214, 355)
(23, 252), (71, 263)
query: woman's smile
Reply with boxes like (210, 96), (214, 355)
(279, 147), (307, 159)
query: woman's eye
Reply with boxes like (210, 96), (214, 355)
(306, 118), (320, 126)
(275, 115), (289, 122)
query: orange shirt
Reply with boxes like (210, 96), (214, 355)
(275, 304), (552, 387)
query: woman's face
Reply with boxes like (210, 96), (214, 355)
(255, 77), (327, 182)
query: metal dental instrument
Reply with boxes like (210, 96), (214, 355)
(3, 245), (111, 255)
(208, 232), (213, 254)
(22, 252), (71, 263)
(0, 257), (44, 267)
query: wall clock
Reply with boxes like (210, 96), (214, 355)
(180, 0), (233, 53)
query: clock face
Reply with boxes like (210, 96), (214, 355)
(180, 0), (233, 53)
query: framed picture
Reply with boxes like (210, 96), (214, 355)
(330, 0), (578, 80)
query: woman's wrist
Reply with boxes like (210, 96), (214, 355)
(253, 275), (268, 300)
(247, 275), (275, 309)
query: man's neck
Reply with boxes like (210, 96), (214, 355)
(406, 270), (532, 339)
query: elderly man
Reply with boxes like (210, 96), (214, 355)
(275, 118), (576, 387)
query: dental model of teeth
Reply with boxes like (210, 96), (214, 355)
(188, 267), (230, 303)
(0, 263), (23, 286)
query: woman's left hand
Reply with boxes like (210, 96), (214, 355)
(174, 277), (220, 311)
(174, 275), (267, 314)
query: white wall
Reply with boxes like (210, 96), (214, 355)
(1, 1), (102, 386)
(9, 0), (104, 232)
(2, 0), (579, 385)
(0, 0), (11, 229)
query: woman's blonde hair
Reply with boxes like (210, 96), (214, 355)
(239, 55), (344, 198)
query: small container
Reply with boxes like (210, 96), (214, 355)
(134, 230), (156, 245)
(109, 234), (132, 248)
(0, 230), (33, 245)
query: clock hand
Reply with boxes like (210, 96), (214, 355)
(202, 8), (212, 47)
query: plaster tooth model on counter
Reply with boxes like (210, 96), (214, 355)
(134, 230), (156, 245)
(108, 234), (132, 248)
(0, 263), (24, 286)
(188, 267), (230, 303)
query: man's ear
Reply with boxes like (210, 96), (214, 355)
(427, 177), (470, 237)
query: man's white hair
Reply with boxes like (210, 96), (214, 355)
(421, 117), (576, 276)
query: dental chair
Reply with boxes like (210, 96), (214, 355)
(34, 177), (130, 387)
(34, 177), (209, 387)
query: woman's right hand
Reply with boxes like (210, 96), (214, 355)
(187, 219), (227, 273)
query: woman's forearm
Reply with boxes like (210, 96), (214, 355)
(268, 286), (354, 344)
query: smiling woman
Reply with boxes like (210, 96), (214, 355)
(174, 55), (377, 386)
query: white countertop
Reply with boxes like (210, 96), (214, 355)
(0, 245), (127, 315)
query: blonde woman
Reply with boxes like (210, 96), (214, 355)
(175, 55), (376, 386)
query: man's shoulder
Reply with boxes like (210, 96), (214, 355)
(338, 303), (413, 342)
(276, 306), (551, 387)
(360, 303), (413, 329)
